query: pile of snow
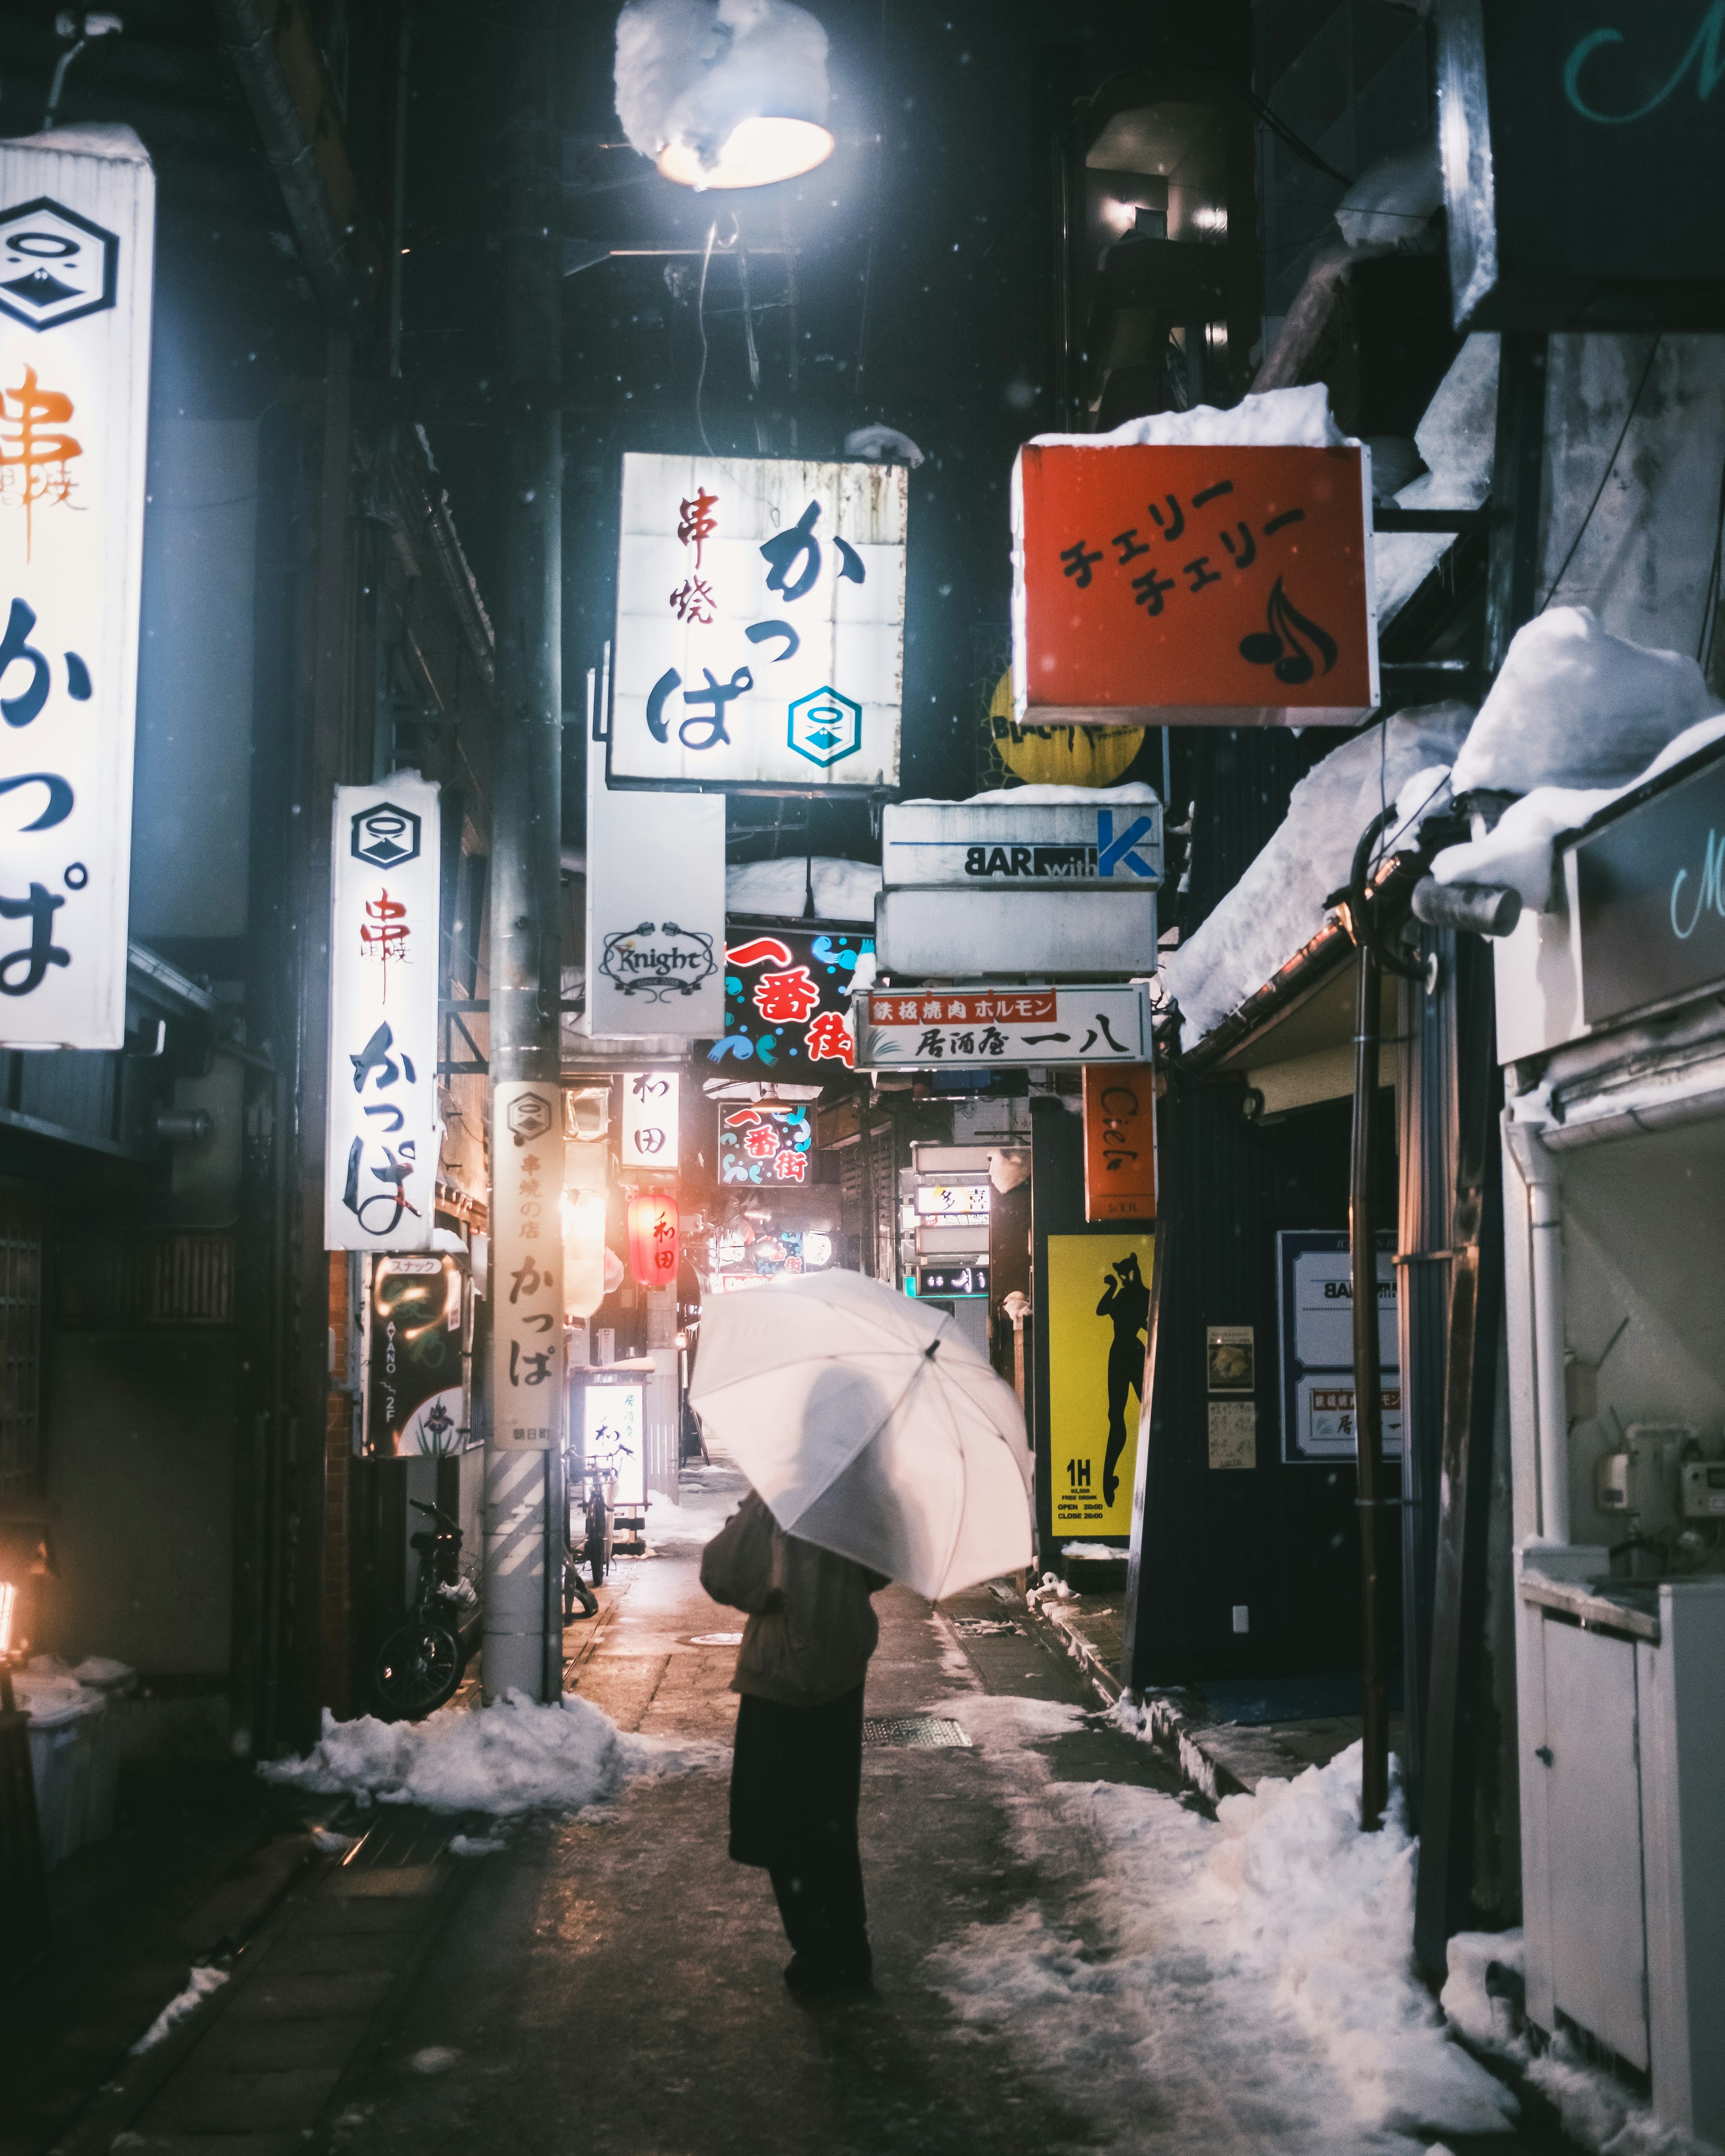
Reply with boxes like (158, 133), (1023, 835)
(1161, 705), (1472, 1049)
(131, 1964), (229, 2054)
(1335, 139), (1442, 248)
(1432, 610), (1725, 911)
(1031, 382), (1345, 453)
(614, 0), (828, 177)
(1375, 335), (1499, 621)
(725, 854), (880, 922)
(1060, 1541), (1122, 1560)
(903, 781), (1160, 808)
(1443, 1932), (1717, 2156)
(260, 1691), (715, 1817)
(927, 1735), (1518, 2148)
(843, 424), (924, 467)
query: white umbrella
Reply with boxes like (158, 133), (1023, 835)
(689, 1268), (1033, 1602)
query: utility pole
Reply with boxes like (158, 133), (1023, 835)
(483, 1), (565, 1704)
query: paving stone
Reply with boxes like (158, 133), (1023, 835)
(190, 2014), (371, 2073)
(140, 2065), (343, 2134)
(226, 1969), (396, 2021)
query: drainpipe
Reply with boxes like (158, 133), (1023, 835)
(1506, 1122), (1571, 1546)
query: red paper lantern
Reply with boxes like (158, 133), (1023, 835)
(627, 1192), (679, 1289)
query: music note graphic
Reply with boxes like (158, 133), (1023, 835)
(1238, 576), (1339, 686)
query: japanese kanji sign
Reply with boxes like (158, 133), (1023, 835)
(709, 928), (871, 1075)
(325, 775), (441, 1252)
(718, 1102), (813, 1186)
(612, 454), (905, 791)
(858, 984), (1149, 1069)
(1082, 1065), (1156, 1222)
(492, 1081), (565, 1451)
(621, 1068), (680, 1170)
(0, 128), (154, 1047)
(1012, 444), (1378, 727)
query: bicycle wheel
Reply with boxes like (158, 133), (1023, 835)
(372, 1619), (464, 1720)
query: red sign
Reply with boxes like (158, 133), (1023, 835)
(869, 990), (1058, 1026)
(1014, 443), (1377, 726)
(627, 1193), (680, 1289)
(1083, 1065), (1156, 1222)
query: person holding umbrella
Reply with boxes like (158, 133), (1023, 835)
(701, 1467), (888, 1995)
(692, 1270), (1035, 1998)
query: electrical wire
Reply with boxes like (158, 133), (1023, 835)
(694, 217), (717, 456)
(1539, 334), (1661, 614)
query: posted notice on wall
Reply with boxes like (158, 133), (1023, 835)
(0, 128), (155, 1047)
(1275, 1229), (1400, 1464)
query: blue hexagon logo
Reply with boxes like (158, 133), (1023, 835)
(788, 686), (862, 769)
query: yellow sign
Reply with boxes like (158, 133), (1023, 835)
(1045, 1232), (1154, 1538)
(986, 669), (1143, 789)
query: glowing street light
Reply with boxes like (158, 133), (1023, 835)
(615, 0), (835, 192)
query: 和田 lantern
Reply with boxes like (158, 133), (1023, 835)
(627, 1193), (680, 1289)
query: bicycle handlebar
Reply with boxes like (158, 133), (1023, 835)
(408, 1498), (460, 1530)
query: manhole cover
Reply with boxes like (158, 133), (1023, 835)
(951, 1617), (1022, 1637)
(863, 1715), (972, 1750)
(688, 1630), (744, 1646)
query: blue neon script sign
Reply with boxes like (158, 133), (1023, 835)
(1670, 829), (1725, 938)
(1564, 1), (1725, 124)
(1573, 752), (1725, 1029)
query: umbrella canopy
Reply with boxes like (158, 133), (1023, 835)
(690, 1269), (1033, 1601)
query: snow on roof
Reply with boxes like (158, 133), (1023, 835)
(902, 783), (1159, 807)
(1428, 608), (1725, 910)
(1160, 704), (1474, 1052)
(725, 855), (880, 921)
(1029, 383), (1345, 452)
(1374, 334), (1499, 623)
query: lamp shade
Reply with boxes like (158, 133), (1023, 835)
(563, 1188), (609, 1320)
(627, 1192), (680, 1289)
(615, 0), (834, 192)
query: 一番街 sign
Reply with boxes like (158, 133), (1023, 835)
(611, 454), (905, 791)
(326, 775), (442, 1252)
(1011, 443), (1377, 727)
(0, 127), (155, 1048)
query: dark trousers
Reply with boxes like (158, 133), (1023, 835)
(769, 1844), (869, 1970)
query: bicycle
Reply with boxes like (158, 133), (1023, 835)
(372, 1498), (473, 1720)
(562, 1463), (610, 1621)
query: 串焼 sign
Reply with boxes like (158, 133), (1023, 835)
(1012, 443), (1378, 727)
(325, 776), (442, 1252)
(0, 127), (154, 1048)
(611, 454), (905, 791)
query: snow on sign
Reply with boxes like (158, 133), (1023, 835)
(1012, 444), (1378, 727)
(611, 454), (905, 791)
(858, 984), (1148, 1069)
(0, 128), (155, 1049)
(325, 777), (442, 1253)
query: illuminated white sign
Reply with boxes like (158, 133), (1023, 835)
(325, 774), (441, 1252)
(493, 1080), (565, 1449)
(0, 128), (155, 1048)
(612, 453), (905, 791)
(915, 1183), (991, 1219)
(621, 1068), (680, 1169)
(581, 1376), (646, 1507)
(584, 708), (725, 1040)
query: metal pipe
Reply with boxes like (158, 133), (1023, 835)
(1350, 937), (1392, 1831)
(1507, 1123), (1572, 1546)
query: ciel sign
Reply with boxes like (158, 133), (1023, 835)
(0, 128), (155, 1048)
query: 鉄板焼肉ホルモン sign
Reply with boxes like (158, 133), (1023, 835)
(1012, 443), (1378, 728)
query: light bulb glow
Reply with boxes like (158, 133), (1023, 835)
(657, 117), (835, 190)
(0, 1579), (16, 1658)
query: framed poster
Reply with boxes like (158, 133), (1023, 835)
(1044, 1231), (1154, 1540)
(1276, 1230), (1400, 1464)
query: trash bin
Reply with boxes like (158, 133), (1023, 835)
(15, 1675), (105, 1871)
(70, 1657), (135, 1847)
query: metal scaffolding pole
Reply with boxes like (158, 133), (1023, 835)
(483, 0), (565, 1704)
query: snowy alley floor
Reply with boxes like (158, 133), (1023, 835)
(62, 1458), (1590, 2156)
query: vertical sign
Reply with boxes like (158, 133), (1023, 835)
(492, 1081), (564, 1449)
(621, 1069), (680, 1168)
(583, 709), (725, 1040)
(365, 1254), (467, 1456)
(0, 128), (155, 1047)
(612, 454), (906, 792)
(1082, 1066), (1156, 1221)
(325, 775), (441, 1251)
